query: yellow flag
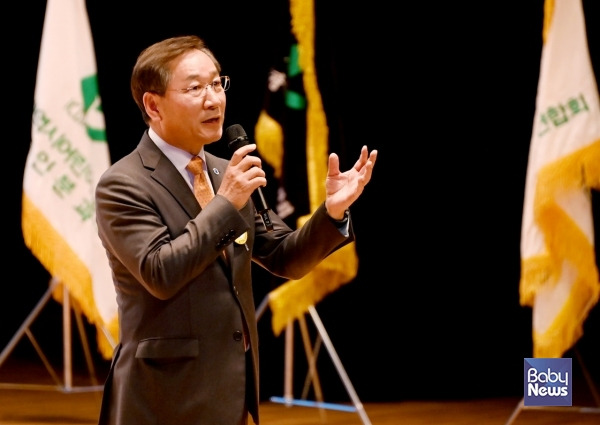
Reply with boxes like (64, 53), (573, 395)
(520, 0), (600, 358)
(266, 0), (359, 336)
(22, 0), (118, 359)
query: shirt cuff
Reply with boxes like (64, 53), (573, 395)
(330, 210), (350, 237)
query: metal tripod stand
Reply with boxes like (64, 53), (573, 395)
(256, 296), (372, 425)
(0, 277), (112, 392)
(505, 346), (600, 425)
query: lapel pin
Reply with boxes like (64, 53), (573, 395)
(235, 231), (248, 245)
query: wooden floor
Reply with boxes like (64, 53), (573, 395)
(1, 360), (599, 424)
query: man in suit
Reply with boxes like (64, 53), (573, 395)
(95, 35), (377, 425)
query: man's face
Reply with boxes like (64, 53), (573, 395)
(152, 50), (227, 154)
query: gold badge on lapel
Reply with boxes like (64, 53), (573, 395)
(235, 231), (248, 245)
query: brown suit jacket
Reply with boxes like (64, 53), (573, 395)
(95, 131), (353, 425)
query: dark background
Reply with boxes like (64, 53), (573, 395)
(2, 0), (600, 403)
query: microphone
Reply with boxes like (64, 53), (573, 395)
(225, 124), (274, 232)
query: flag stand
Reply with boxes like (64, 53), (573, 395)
(504, 346), (600, 425)
(0, 276), (107, 393)
(256, 297), (372, 425)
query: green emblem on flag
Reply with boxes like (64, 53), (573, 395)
(81, 74), (106, 142)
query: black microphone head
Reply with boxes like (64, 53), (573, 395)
(225, 124), (249, 152)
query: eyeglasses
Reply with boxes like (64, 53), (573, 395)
(169, 76), (230, 98)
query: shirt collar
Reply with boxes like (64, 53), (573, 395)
(147, 127), (207, 188)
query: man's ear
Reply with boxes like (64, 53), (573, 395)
(143, 92), (161, 121)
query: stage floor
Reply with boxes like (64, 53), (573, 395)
(0, 359), (599, 424)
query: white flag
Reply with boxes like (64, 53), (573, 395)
(520, 0), (600, 358)
(22, 0), (118, 359)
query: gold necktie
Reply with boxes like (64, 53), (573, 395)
(186, 156), (213, 207)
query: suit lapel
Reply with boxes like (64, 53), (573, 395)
(155, 157), (199, 218)
(204, 154), (235, 265)
(204, 153), (225, 194)
(138, 134), (199, 218)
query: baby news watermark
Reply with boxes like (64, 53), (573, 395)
(524, 358), (572, 406)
